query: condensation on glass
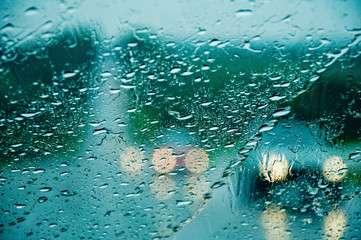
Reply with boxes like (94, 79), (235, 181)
(0, 0), (361, 239)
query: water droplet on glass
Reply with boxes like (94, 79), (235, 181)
(25, 7), (38, 16)
(40, 187), (52, 192)
(20, 112), (41, 118)
(235, 9), (254, 18)
(170, 67), (181, 74)
(63, 72), (77, 78)
(101, 72), (112, 77)
(37, 197), (48, 203)
(15, 203), (27, 209)
(272, 107), (291, 118)
(176, 200), (193, 207)
(33, 169), (45, 174)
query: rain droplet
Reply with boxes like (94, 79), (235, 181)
(308, 188), (319, 195)
(309, 75), (320, 82)
(63, 72), (77, 78)
(225, 142), (235, 148)
(126, 72), (135, 78)
(20, 112), (41, 118)
(318, 181), (329, 189)
(120, 85), (136, 89)
(338, 168), (348, 174)
(40, 21), (53, 31)
(170, 67), (181, 74)
(89, 120), (106, 127)
(101, 72), (112, 77)
(176, 200), (193, 207)
(93, 128), (108, 135)
(37, 197), (48, 203)
(350, 152), (360, 161)
(0, 23), (14, 33)
(49, 223), (57, 228)
(272, 107), (291, 118)
(209, 39), (221, 47)
(33, 169), (45, 174)
(110, 89), (121, 94)
(15, 203), (27, 209)
(60, 190), (77, 196)
(99, 184), (108, 189)
(11, 143), (23, 148)
(181, 71), (193, 76)
(200, 102), (212, 106)
(269, 95), (286, 101)
(40, 187), (52, 192)
(259, 125), (274, 133)
(235, 9), (254, 18)
(211, 181), (225, 189)
(25, 7), (38, 16)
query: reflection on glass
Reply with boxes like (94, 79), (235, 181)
(261, 205), (290, 240)
(322, 156), (348, 182)
(150, 175), (176, 200)
(259, 153), (290, 182)
(184, 175), (209, 202)
(184, 148), (210, 174)
(323, 208), (347, 240)
(120, 146), (144, 174)
(151, 212), (174, 238)
(151, 147), (177, 174)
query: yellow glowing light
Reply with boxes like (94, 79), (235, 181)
(259, 153), (289, 182)
(184, 175), (209, 201)
(323, 208), (347, 240)
(150, 175), (176, 200)
(120, 146), (144, 173)
(322, 156), (348, 182)
(184, 148), (210, 174)
(152, 148), (177, 174)
(261, 205), (290, 240)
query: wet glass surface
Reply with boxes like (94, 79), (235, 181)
(0, 0), (361, 239)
